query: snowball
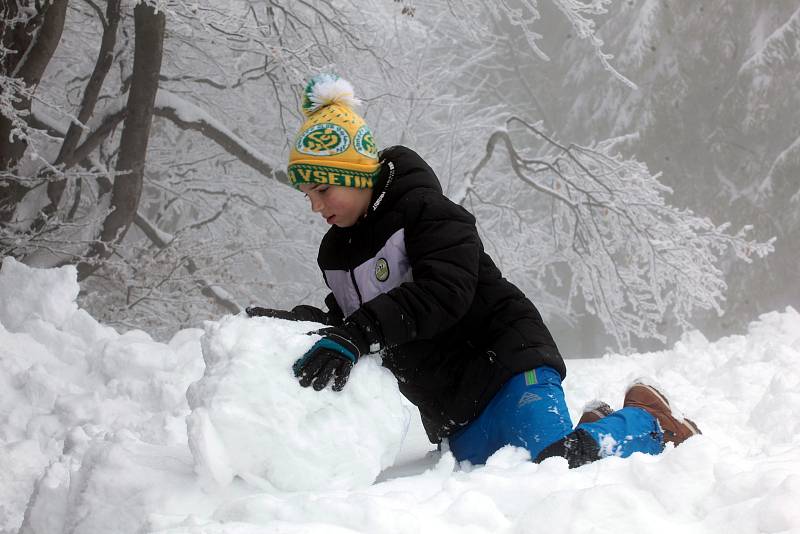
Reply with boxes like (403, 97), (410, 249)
(0, 257), (79, 332)
(186, 315), (410, 492)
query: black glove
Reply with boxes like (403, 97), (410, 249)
(293, 317), (379, 391)
(246, 304), (331, 324)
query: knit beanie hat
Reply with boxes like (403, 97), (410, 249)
(287, 74), (380, 189)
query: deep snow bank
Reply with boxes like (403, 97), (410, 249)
(2, 258), (800, 534)
(0, 258), (408, 533)
(0, 258), (205, 533)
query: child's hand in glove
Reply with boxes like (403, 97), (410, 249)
(293, 324), (372, 391)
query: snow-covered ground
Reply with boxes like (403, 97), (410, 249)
(1, 258), (799, 534)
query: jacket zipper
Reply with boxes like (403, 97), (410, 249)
(348, 236), (364, 307)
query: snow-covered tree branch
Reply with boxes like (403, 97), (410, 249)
(153, 91), (288, 185)
(467, 117), (774, 350)
(446, 0), (636, 89)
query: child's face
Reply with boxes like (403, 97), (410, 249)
(300, 183), (373, 228)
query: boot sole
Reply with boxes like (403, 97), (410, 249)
(682, 417), (702, 436)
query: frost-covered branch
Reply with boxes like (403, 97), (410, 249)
(469, 117), (775, 350)
(153, 91), (289, 185)
(550, 0), (636, 89)
(446, 0), (636, 89)
(134, 212), (242, 314)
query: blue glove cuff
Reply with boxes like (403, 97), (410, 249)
(310, 338), (358, 363)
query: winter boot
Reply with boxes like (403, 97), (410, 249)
(577, 400), (614, 425)
(623, 382), (701, 446)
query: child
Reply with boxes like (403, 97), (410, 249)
(247, 74), (700, 467)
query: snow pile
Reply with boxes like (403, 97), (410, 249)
(186, 315), (409, 491)
(2, 257), (800, 533)
(0, 258), (205, 532)
(0, 258), (407, 533)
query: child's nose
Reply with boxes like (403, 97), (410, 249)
(309, 196), (323, 212)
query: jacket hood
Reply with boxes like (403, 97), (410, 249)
(368, 146), (443, 217)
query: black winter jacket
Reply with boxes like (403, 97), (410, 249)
(315, 146), (566, 442)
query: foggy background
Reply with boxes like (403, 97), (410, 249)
(522, 1), (800, 354)
(2, 0), (797, 357)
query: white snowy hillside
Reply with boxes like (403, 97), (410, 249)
(1, 258), (799, 534)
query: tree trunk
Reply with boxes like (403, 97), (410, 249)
(44, 0), (122, 216)
(77, 3), (165, 280)
(0, 0), (68, 222)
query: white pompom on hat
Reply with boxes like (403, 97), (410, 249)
(301, 74), (362, 116)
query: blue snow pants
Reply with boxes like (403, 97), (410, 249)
(447, 366), (664, 466)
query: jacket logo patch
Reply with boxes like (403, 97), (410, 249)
(375, 258), (390, 282)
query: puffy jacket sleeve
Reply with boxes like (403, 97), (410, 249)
(323, 292), (345, 325)
(354, 192), (481, 348)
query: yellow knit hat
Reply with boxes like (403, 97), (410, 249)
(288, 74), (379, 189)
